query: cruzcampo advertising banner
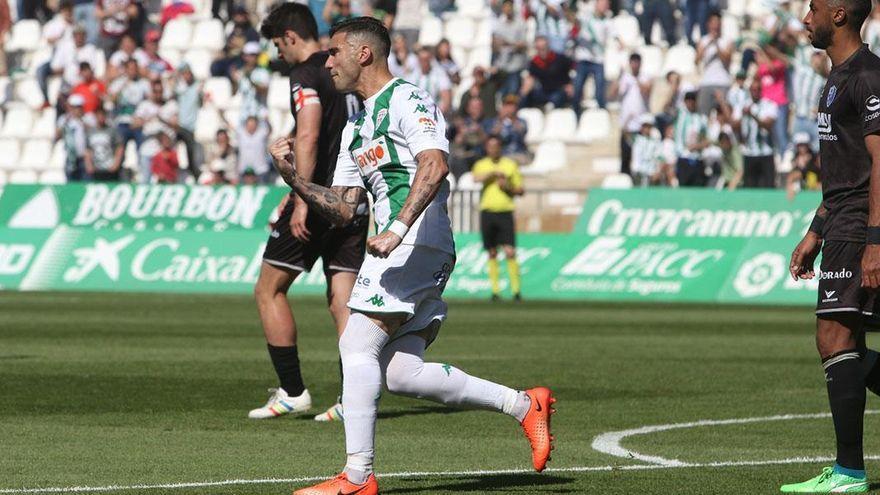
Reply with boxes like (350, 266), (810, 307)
(0, 185), (826, 304)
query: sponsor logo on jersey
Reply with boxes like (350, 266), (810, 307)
(826, 85), (837, 107)
(817, 268), (853, 280)
(818, 112), (837, 140)
(418, 116), (437, 135)
(352, 136), (392, 173)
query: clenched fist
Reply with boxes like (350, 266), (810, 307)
(367, 231), (403, 258)
(270, 137), (296, 183)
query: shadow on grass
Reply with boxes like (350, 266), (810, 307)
(382, 474), (575, 493)
(294, 405), (467, 421)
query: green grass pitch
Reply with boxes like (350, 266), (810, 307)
(3, 291), (880, 494)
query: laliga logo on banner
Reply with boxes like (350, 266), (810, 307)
(733, 252), (786, 298)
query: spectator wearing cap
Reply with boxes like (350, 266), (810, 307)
(58, 94), (89, 181)
(630, 114), (664, 187)
(232, 41), (270, 124)
(210, 5), (260, 79)
(571, 0), (614, 114)
(459, 67), (499, 120)
(235, 116), (271, 183)
(108, 58), (150, 149)
(50, 23), (106, 90)
(388, 33), (418, 78)
(160, 0), (195, 27)
(449, 98), (488, 178)
(519, 35), (573, 109)
(106, 34), (149, 80)
(174, 63), (204, 178)
(672, 90), (710, 186)
(85, 106), (124, 182)
(491, 0), (528, 97)
(791, 50), (827, 153)
(36, 1), (75, 107)
(639, 0), (677, 46)
(611, 52), (651, 175)
(96, 0), (138, 57)
(785, 132), (821, 200)
(70, 62), (107, 115)
(132, 79), (180, 183)
(435, 39), (461, 86)
(408, 47), (452, 116)
(729, 78), (777, 188)
(696, 11), (733, 115)
(482, 95), (530, 165)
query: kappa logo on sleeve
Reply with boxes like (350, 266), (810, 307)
(867, 95), (880, 111)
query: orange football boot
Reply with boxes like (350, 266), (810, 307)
(520, 386), (556, 472)
(293, 472), (378, 495)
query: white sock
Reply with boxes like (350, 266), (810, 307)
(339, 312), (389, 481)
(380, 334), (525, 419)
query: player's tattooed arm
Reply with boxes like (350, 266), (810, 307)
(395, 149), (449, 227)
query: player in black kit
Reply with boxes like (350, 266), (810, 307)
(249, 3), (366, 422)
(787, 0), (880, 492)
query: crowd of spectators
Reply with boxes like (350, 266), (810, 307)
(0, 0), (860, 195)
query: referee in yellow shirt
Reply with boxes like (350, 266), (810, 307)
(472, 135), (524, 302)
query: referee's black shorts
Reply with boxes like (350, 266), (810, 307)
(816, 240), (880, 330)
(480, 210), (516, 250)
(263, 198), (367, 275)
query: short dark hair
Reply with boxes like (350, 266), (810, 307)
(486, 134), (502, 143)
(630, 53), (642, 62)
(708, 9), (722, 20)
(329, 16), (391, 59)
(835, 0), (872, 31)
(260, 3), (318, 41)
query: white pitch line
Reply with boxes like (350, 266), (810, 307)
(592, 409), (880, 466)
(5, 457), (880, 494)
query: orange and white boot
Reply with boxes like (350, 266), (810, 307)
(292, 472), (378, 495)
(520, 387), (556, 472)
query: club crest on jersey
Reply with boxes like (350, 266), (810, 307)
(375, 109), (388, 129)
(826, 85), (837, 107)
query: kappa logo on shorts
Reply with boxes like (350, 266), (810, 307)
(366, 294), (385, 307)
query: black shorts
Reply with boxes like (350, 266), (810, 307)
(263, 198), (367, 275)
(816, 241), (880, 328)
(480, 211), (516, 250)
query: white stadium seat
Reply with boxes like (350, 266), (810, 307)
(722, 15), (741, 42)
(176, 142), (189, 170)
(191, 19), (225, 52)
(663, 43), (697, 76)
(0, 106), (34, 139)
(158, 48), (182, 69)
(612, 13), (642, 49)
(638, 45), (663, 80)
(456, 0), (489, 19)
(160, 17), (193, 51)
(517, 108), (545, 145)
(268, 76), (290, 111)
(20, 139), (53, 171)
(542, 108), (577, 143)
(9, 170), (39, 184)
(39, 169), (66, 184)
(576, 108), (612, 143)
(269, 109), (294, 141)
(47, 77), (62, 106)
(7, 20), (42, 52)
(463, 46), (492, 75)
(223, 108), (240, 128)
(182, 49), (212, 80)
(194, 107), (222, 143)
(602, 173), (634, 189)
(204, 77), (233, 109)
(455, 172), (479, 191)
(603, 43), (629, 81)
(123, 141), (138, 171)
(418, 16), (444, 47)
(473, 19), (492, 49)
(0, 139), (20, 170)
(14, 77), (45, 109)
(444, 17), (475, 50)
(592, 156), (621, 174)
(49, 140), (65, 170)
(525, 141), (567, 174)
(31, 109), (56, 140)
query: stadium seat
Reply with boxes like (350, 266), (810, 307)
(464, 46), (492, 75)
(455, 172), (480, 191)
(542, 108), (577, 142)
(182, 49), (212, 80)
(722, 15), (741, 41)
(592, 156), (621, 174)
(49, 140), (65, 170)
(39, 169), (66, 184)
(418, 16), (444, 47)
(612, 13), (642, 49)
(7, 20), (42, 52)
(160, 17), (193, 51)
(0, 76), (10, 106)
(638, 45), (663, 80)
(20, 139), (53, 171)
(444, 17), (475, 50)
(602, 173), (634, 189)
(525, 141), (567, 174)
(123, 140), (138, 171)
(204, 77), (233, 109)
(176, 142), (189, 170)
(0, 106), (34, 139)
(8, 170), (39, 184)
(452, 75), (472, 110)
(223, 108), (240, 128)
(191, 19), (225, 52)
(268, 75), (291, 111)
(456, 0), (489, 19)
(269, 109), (294, 141)
(31, 109), (56, 140)
(158, 48), (182, 69)
(603, 43), (629, 81)
(14, 77), (45, 109)
(663, 43), (697, 76)
(517, 108), (545, 145)
(46, 76), (61, 106)
(0, 139), (20, 170)
(575, 108), (611, 143)
(195, 107), (222, 143)
(473, 19), (492, 49)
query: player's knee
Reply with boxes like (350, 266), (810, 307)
(815, 316), (859, 358)
(487, 248), (498, 259)
(503, 246), (516, 259)
(383, 352), (423, 396)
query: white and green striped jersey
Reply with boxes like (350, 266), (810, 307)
(630, 133), (662, 176)
(673, 109), (708, 160)
(333, 78), (454, 254)
(573, 10), (612, 64)
(734, 97), (777, 157)
(792, 62), (826, 118)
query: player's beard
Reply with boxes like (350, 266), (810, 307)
(810, 24), (833, 50)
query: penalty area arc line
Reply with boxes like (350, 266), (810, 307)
(4, 457), (880, 494)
